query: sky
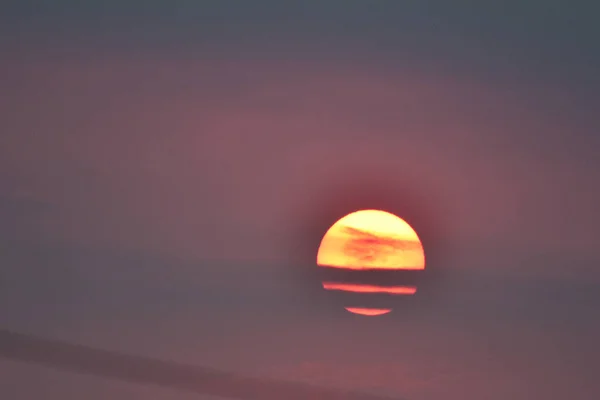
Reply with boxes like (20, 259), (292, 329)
(1, 2), (600, 399)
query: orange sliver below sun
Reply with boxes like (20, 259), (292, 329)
(317, 209), (425, 316)
(344, 307), (392, 316)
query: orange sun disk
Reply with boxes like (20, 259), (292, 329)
(317, 209), (425, 316)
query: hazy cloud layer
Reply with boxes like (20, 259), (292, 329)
(2, 54), (599, 274)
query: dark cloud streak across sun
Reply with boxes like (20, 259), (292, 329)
(342, 226), (422, 265)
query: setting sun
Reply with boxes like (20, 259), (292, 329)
(316, 209), (424, 316)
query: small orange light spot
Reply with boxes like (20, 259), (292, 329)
(344, 307), (392, 316)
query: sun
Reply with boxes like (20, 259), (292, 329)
(316, 209), (425, 317)
(317, 209), (425, 271)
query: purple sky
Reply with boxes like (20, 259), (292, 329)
(1, 2), (600, 399)
(2, 54), (599, 268)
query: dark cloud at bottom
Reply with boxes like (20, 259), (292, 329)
(0, 330), (401, 400)
(1, 238), (599, 399)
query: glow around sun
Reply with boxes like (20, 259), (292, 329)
(316, 209), (425, 270)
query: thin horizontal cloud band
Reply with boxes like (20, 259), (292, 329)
(317, 267), (424, 286)
(319, 264), (424, 270)
(322, 282), (417, 295)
